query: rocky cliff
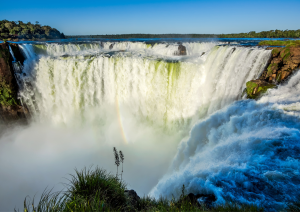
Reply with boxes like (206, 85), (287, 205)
(0, 43), (28, 125)
(246, 45), (300, 99)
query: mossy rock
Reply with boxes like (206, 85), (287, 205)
(0, 43), (20, 106)
(246, 80), (276, 99)
(266, 63), (278, 77)
(259, 40), (300, 47)
(271, 48), (280, 57)
(0, 80), (18, 106)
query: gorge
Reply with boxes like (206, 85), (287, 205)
(0, 39), (300, 211)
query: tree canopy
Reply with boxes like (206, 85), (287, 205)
(0, 20), (65, 41)
(219, 29), (300, 38)
(66, 34), (218, 39)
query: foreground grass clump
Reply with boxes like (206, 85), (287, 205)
(22, 167), (128, 212)
(258, 40), (300, 47)
(20, 167), (266, 212)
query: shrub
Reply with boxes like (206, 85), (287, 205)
(22, 167), (128, 212)
(67, 167), (127, 207)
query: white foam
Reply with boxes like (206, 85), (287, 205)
(151, 69), (300, 211)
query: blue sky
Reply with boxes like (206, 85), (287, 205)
(0, 0), (299, 35)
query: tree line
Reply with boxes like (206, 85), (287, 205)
(65, 34), (218, 39)
(219, 29), (300, 38)
(1, 20), (299, 40)
(65, 30), (300, 39)
(0, 20), (65, 41)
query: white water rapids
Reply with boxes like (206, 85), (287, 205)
(18, 42), (270, 130)
(2, 40), (298, 211)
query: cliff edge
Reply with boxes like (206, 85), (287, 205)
(246, 41), (300, 99)
(0, 43), (28, 124)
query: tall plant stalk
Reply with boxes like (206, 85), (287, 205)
(119, 151), (124, 181)
(113, 147), (120, 178)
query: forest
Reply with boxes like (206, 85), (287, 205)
(65, 33), (218, 39)
(66, 30), (300, 39)
(1, 19), (300, 40)
(219, 29), (300, 38)
(0, 20), (65, 41)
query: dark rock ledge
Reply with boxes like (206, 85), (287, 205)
(0, 43), (28, 125)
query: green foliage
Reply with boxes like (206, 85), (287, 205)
(246, 81), (276, 99)
(267, 63), (278, 77)
(0, 80), (18, 106)
(258, 40), (300, 46)
(220, 29), (300, 38)
(0, 19), (65, 40)
(21, 166), (267, 212)
(283, 52), (291, 62)
(66, 33), (218, 39)
(272, 48), (280, 56)
(212, 203), (264, 212)
(66, 167), (127, 209)
(119, 150), (124, 181)
(22, 167), (128, 212)
(246, 81), (258, 98)
(0, 45), (18, 106)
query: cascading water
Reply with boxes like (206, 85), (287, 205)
(17, 42), (271, 131)
(150, 69), (300, 211)
(2, 40), (290, 211)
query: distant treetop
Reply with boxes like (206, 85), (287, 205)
(219, 29), (300, 38)
(0, 20), (65, 41)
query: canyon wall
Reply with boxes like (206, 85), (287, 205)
(0, 43), (27, 125)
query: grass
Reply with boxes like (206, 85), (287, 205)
(18, 148), (292, 211)
(21, 166), (129, 212)
(19, 166), (267, 212)
(258, 40), (300, 47)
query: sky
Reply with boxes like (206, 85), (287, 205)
(0, 0), (299, 35)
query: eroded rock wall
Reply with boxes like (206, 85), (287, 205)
(0, 43), (28, 124)
(246, 45), (300, 99)
(260, 46), (300, 83)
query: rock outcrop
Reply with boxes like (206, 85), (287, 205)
(10, 43), (25, 64)
(0, 43), (28, 124)
(246, 79), (276, 99)
(260, 46), (300, 83)
(246, 45), (300, 99)
(186, 193), (216, 208)
(124, 189), (140, 208)
(175, 43), (187, 55)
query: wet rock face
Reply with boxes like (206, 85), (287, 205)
(186, 193), (216, 208)
(246, 79), (276, 99)
(10, 43), (25, 64)
(245, 45), (300, 99)
(0, 43), (27, 124)
(260, 46), (300, 83)
(0, 43), (13, 86)
(124, 189), (140, 207)
(175, 44), (187, 55)
(0, 43), (18, 106)
(0, 105), (28, 124)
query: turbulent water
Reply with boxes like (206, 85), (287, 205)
(2, 40), (300, 211)
(151, 69), (300, 211)
(17, 41), (270, 130)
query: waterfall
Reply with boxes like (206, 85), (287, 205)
(1, 40), (288, 211)
(16, 42), (271, 131)
(8, 44), (16, 62)
(150, 68), (300, 210)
